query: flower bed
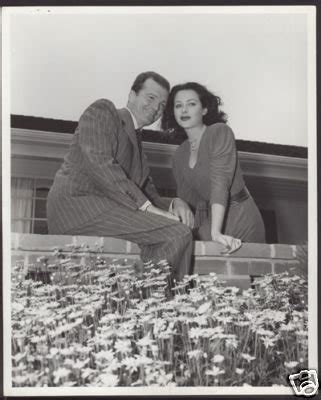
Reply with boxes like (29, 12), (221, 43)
(11, 247), (308, 387)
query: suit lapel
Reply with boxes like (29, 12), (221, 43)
(118, 108), (143, 184)
(118, 108), (139, 152)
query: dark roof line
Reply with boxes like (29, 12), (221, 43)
(11, 114), (307, 159)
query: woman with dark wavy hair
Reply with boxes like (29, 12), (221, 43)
(162, 82), (266, 252)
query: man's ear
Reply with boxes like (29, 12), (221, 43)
(128, 90), (136, 104)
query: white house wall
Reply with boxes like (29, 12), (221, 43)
(10, 128), (308, 244)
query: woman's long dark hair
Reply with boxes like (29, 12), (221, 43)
(162, 82), (227, 137)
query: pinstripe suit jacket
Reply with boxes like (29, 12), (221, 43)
(47, 99), (171, 234)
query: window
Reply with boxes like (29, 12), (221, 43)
(11, 178), (52, 234)
(259, 209), (278, 244)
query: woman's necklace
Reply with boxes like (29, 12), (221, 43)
(190, 140), (199, 152)
(189, 125), (207, 152)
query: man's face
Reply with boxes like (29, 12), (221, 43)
(128, 78), (169, 128)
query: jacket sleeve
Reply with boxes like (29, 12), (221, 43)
(143, 175), (173, 210)
(209, 123), (237, 207)
(77, 99), (148, 209)
(140, 151), (172, 210)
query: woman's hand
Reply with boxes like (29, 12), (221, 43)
(146, 204), (180, 222)
(171, 198), (194, 228)
(211, 231), (242, 254)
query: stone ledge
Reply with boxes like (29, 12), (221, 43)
(12, 233), (297, 260)
(11, 233), (305, 290)
(194, 241), (296, 259)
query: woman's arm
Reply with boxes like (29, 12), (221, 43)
(172, 152), (195, 227)
(209, 124), (241, 253)
(211, 203), (241, 253)
(211, 203), (225, 237)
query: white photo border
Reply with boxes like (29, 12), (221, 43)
(2, 4), (318, 397)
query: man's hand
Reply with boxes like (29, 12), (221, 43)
(171, 198), (194, 228)
(146, 204), (180, 222)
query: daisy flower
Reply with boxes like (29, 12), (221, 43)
(205, 366), (225, 376)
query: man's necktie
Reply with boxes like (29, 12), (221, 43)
(136, 129), (143, 159)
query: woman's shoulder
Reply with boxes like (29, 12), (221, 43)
(206, 122), (234, 135)
(204, 123), (236, 154)
(205, 123), (235, 143)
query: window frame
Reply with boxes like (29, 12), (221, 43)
(11, 177), (52, 234)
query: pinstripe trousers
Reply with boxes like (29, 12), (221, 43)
(65, 206), (194, 282)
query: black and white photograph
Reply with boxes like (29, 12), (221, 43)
(2, 5), (318, 396)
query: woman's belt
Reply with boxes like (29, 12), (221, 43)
(230, 186), (250, 204)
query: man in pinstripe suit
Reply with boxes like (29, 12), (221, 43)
(47, 71), (194, 281)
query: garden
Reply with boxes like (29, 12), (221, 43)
(11, 245), (308, 387)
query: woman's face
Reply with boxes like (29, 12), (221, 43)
(173, 89), (207, 130)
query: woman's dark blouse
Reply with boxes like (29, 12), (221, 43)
(172, 123), (245, 210)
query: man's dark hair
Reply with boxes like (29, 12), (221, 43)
(131, 71), (170, 93)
